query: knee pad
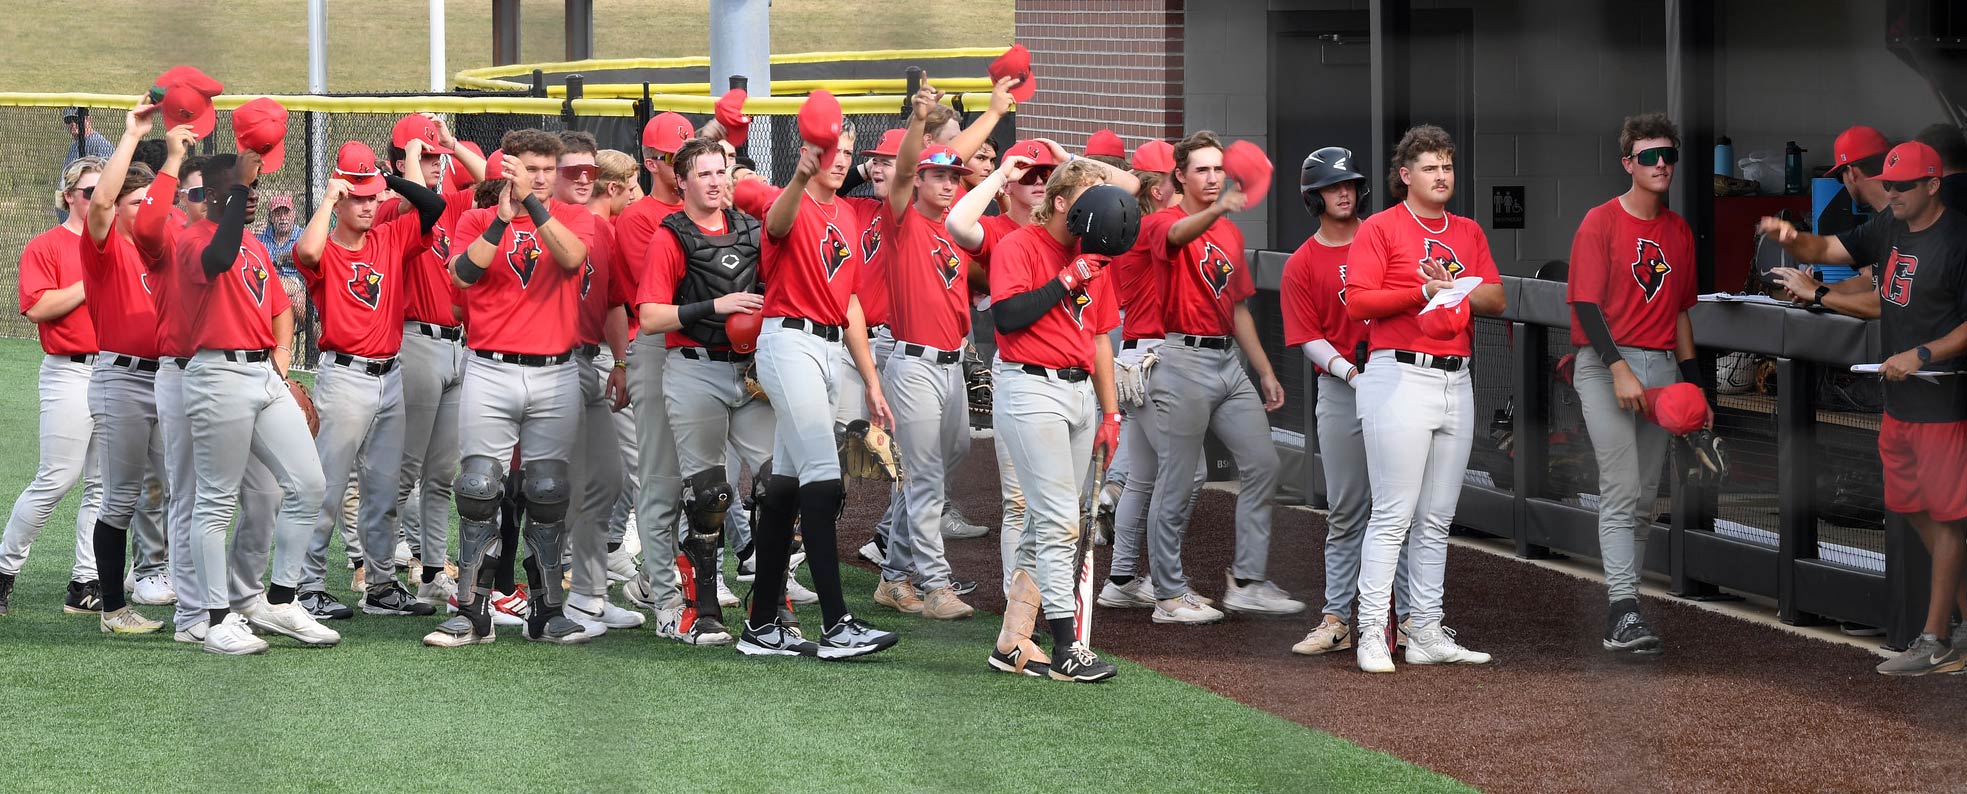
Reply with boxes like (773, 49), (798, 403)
(521, 459), (571, 524)
(683, 466), (733, 536)
(454, 455), (505, 522)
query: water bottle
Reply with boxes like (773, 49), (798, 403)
(1784, 141), (1806, 195)
(1714, 136), (1734, 178)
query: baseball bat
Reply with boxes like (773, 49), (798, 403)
(1074, 449), (1105, 645)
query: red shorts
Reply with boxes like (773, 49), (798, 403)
(1880, 416), (1967, 522)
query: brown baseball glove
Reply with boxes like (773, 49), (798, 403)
(287, 377), (320, 437)
(741, 362), (769, 404)
(837, 419), (899, 481)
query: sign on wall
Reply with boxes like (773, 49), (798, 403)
(1492, 186), (1525, 230)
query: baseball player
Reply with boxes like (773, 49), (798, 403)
(423, 129), (594, 648)
(986, 162), (1136, 682)
(0, 156), (107, 618)
(726, 100), (896, 659)
(553, 131), (642, 636)
(636, 136), (772, 645)
(1345, 125), (1505, 673)
(1280, 145), (1413, 655)
(1759, 141), (1967, 676)
(1566, 113), (1702, 657)
(1139, 131), (1298, 624)
(589, 147), (649, 585)
(291, 139), (447, 619)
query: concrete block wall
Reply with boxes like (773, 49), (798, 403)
(1012, 1), (1187, 152)
(1184, 0), (1272, 248)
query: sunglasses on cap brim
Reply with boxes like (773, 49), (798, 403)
(1625, 146), (1678, 167)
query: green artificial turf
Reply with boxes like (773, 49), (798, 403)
(0, 337), (1468, 793)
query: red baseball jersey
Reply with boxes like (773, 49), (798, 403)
(883, 205), (972, 351)
(134, 171), (191, 357)
(19, 225), (98, 356)
(1566, 198), (1697, 350)
(453, 202), (594, 355)
(636, 216), (743, 350)
(734, 180), (860, 327)
(1347, 205), (1503, 357)
(1280, 236), (1367, 374)
(989, 224), (1118, 370)
(383, 189), (475, 326)
(176, 219), (284, 351)
(78, 216), (162, 359)
(612, 193), (685, 316)
(1110, 230), (1167, 341)
(842, 196), (890, 327)
(576, 214), (614, 346)
(1148, 205), (1253, 337)
(962, 213), (1025, 272)
(300, 213), (431, 359)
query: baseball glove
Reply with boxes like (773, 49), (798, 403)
(963, 341), (992, 416)
(1115, 349), (1158, 409)
(837, 419), (899, 481)
(741, 362), (769, 404)
(287, 377), (320, 437)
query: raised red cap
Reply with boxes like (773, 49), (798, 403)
(715, 89), (751, 148)
(391, 114), (454, 155)
(232, 97), (290, 174)
(154, 66), (223, 139)
(988, 44), (1036, 104)
(1827, 126), (1890, 176)
(798, 90), (843, 151)
(1222, 140), (1274, 205)
(1004, 139), (1059, 169)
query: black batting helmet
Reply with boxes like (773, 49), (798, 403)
(1067, 183), (1142, 256)
(1300, 146), (1369, 217)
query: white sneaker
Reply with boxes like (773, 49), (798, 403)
(243, 598), (342, 647)
(1404, 622), (1492, 665)
(855, 540), (885, 568)
(941, 506), (989, 539)
(1221, 573), (1306, 616)
(391, 540), (414, 568)
(173, 620), (209, 644)
(1356, 632), (1396, 673)
(490, 589), (528, 627)
(652, 603), (686, 641)
(1292, 617), (1353, 655)
(607, 532), (641, 583)
(716, 575), (739, 608)
(623, 574), (658, 611)
(131, 575), (177, 606)
(1152, 592), (1225, 625)
(204, 613), (269, 656)
(567, 592), (646, 630)
(785, 572), (820, 605)
(1096, 578), (1156, 608)
(417, 573), (458, 607)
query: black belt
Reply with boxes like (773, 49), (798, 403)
(1121, 339), (1145, 350)
(331, 353), (398, 376)
(410, 321), (463, 341)
(900, 343), (960, 365)
(107, 354), (160, 372)
(780, 318), (842, 343)
(678, 347), (751, 363)
(475, 349), (574, 367)
(217, 349), (270, 363)
(1171, 334), (1233, 350)
(577, 343), (602, 358)
(65, 354), (95, 364)
(1019, 364), (1090, 382)
(1393, 350), (1466, 372)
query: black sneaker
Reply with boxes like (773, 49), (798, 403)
(1603, 599), (1663, 656)
(736, 619), (820, 657)
(950, 579), (978, 597)
(817, 613), (897, 660)
(63, 579), (102, 614)
(684, 615), (735, 646)
(363, 581), (437, 616)
(1049, 641), (1118, 682)
(299, 590), (355, 620)
(0, 572), (14, 616)
(988, 644), (1052, 677)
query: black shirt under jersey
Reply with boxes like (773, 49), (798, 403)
(1838, 209), (1967, 422)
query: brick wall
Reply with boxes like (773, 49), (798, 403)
(1013, 0), (1185, 155)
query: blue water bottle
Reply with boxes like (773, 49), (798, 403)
(1784, 141), (1806, 195)
(1714, 136), (1734, 178)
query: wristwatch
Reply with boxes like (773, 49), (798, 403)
(1917, 345), (1933, 364)
(1811, 285), (1830, 306)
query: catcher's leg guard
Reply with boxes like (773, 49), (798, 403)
(681, 467), (734, 633)
(995, 569), (1050, 670)
(452, 455), (505, 625)
(520, 459), (581, 641)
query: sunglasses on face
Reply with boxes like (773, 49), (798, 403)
(559, 164), (599, 182)
(1884, 177), (1935, 194)
(181, 186), (206, 203)
(1626, 146), (1678, 167)
(1016, 166), (1054, 185)
(72, 185), (95, 200)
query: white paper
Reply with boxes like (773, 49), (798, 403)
(1421, 277), (1485, 314)
(1850, 363), (1955, 383)
(1698, 292), (1794, 306)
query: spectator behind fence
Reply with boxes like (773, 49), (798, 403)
(57, 108), (114, 222)
(259, 194), (312, 360)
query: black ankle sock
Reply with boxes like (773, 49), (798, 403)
(797, 479), (849, 626)
(268, 584), (296, 605)
(208, 607), (228, 624)
(607, 541), (621, 553)
(496, 510), (522, 592)
(522, 555), (543, 592)
(422, 565), (441, 584)
(92, 521), (128, 612)
(1234, 577), (1257, 588)
(746, 475), (801, 627)
(491, 555), (516, 593)
(1049, 617), (1077, 651)
(1110, 575), (1135, 586)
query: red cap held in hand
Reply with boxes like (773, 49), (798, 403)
(726, 310), (763, 354)
(334, 141), (387, 197)
(1223, 140), (1274, 205)
(1004, 139), (1060, 169)
(715, 89), (752, 148)
(642, 111), (693, 155)
(1827, 125), (1889, 177)
(798, 90), (844, 151)
(1643, 382), (1710, 435)
(392, 114), (454, 155)
(1131, 139), (1175, 174)
(988, 44), (1037, 104)
(232, 97), (290, 173)
(1086, 129), (1125, 159)
(154, 66), (223, 139)
(1418, 298), (1470, 341)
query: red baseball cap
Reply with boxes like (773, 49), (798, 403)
(1872, 141), (1944, 182)
(1827, 125), (1890, 176)
(715, 89), (751, 148)
(798, 90), (844, 151)
(1418, 298), (1470, 341)
(918, 144), (973, 175)
(1643, 383), (1709, 435)
(391, 114), (454, 155)
(1131, 139), (1175, 173)
(446, 140), (483, 189)
(1086, 129), (1125, 159)
(482, 147), (506, 182)
(1003, 139), (1060, 169)
(860, 128), (906, 158)
(154, 66), (223, 139)
(988, 43), (1037, 104)
(1222, 140), (1274, 205)
(726, 309), (763, 354)
(333, 141), (388, 197)
(232, 97), (290, 174)
(641, 111), (693, 155)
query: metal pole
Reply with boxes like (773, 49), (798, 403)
(307, 0), (328, 207)
(710, 0), (773, 99)
(566, 0), (594, 61)
(430, 0), (446, 92)
(494, 0), (522, 67)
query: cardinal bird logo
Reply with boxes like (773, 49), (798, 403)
(1199, 242), (1234, 297)
(508, 230), (543, 286)
(580, 258), (594, 299)
(1630, 238), (1671, 301)
(432, 224), (451, 261)
(347, 262), (383, 309)
(1422, 239), (1465, 277)
(931, 235), (962, 288)
(861, 217), (883, 261)
(1883, 249), (1919, 308)
(820, 223), (851, 281)
(239, 246), (268, 304)
(1062, 285), (1092, 327)
(1336, 263), (1349, 305)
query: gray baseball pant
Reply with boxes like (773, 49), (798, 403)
(1145, 338), (1280, 600)
(630, 332), (685, 609)
(157, 362), (281, 620)
(1109, 339), (1205, 581)
(664, 348), (775, 568)
(457, 353), (581, 608)
(1354, 351), (1475, 631)
(87, 357), (170, 584)
(1314, 372), (1410, 621)
(569, 351), (625, 599)
(882, 343), (972, 592)
(301, 352), (407, 591)
(391, 324), (464, 568)
(0, 355), (101, 581)
(995, 432), (1028, 594)
(595, 347), (639, 547)
(835, 326), (904, 550)
(758, 321), (845, 483)
(992, 362), (1096, 620)
(1573, 346), (1676, 604)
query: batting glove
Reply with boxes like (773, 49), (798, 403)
(1058, 254), (1110, 291)
(1095, 412), (1122, 468)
